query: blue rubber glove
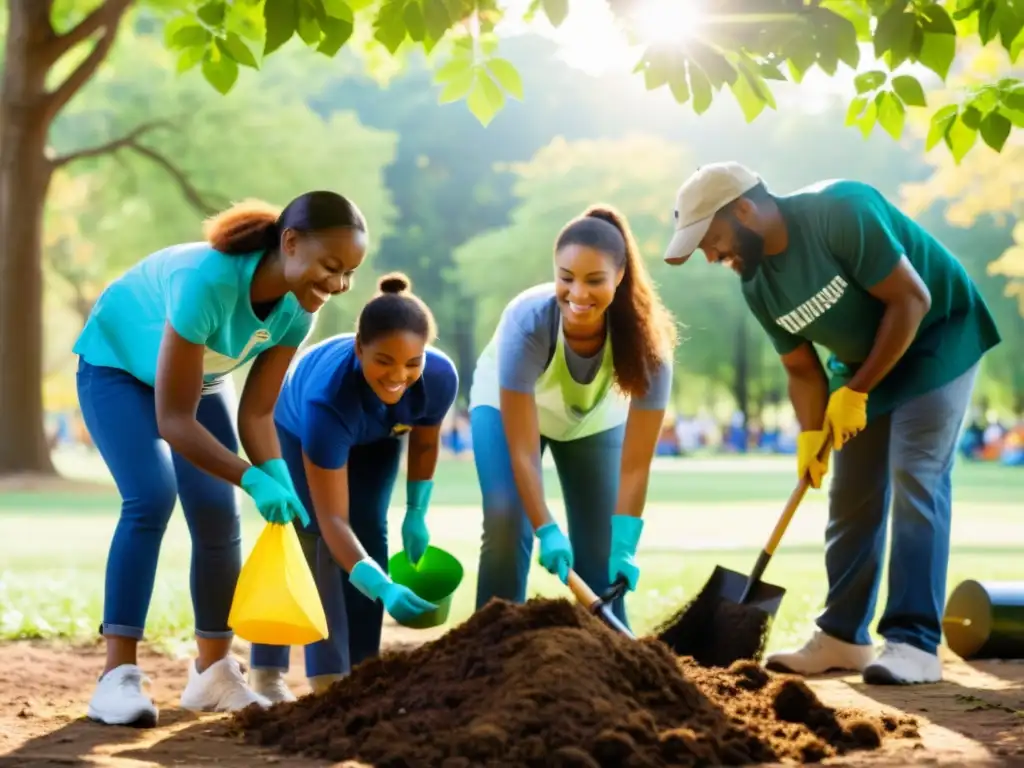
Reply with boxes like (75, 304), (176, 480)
(402, 479), (432, 565)
(257, 459), (310, 527)
(349, 559), (437, 623)
(240, 465), (309, 526)
(609, 514), (644, 591)
(536, 522), (573, 584)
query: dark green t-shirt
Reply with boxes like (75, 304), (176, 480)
(742, 180), (1001, 421)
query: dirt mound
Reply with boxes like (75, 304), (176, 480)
(233, 598), (918, 767)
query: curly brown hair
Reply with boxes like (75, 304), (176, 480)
(555, 204), (678, 400)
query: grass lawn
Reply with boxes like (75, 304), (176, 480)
(2, 449), (1021, 655)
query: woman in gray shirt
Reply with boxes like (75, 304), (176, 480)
(468, 205), (678, 626)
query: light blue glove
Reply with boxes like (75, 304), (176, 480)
(349, 559), (437, 623)
(536, 522), (573, 584)
(402, 479), (432, 565)
(257, 459), (310, 526)
(609, 514), (644, 591)
(240, 465), (309, 526)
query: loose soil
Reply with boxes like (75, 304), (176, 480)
(235, 598), (919, 766)
(655, 589), (772, 668)
(1, 605), (1021, 767)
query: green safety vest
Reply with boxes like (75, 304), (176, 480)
(469, 316), (629, 441)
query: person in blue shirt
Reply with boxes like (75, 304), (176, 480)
(468, 205), (678, 628)
(73, 191), (368, 727)
(246, 273), (459, 703)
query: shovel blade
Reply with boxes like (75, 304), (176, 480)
(706, 565), (786, 616)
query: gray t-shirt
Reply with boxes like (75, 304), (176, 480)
(496, 284), (672, 410)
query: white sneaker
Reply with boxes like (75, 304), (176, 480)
(86, 664), (159, 727)
(249, 668), (297, 704)
(863, 641), (942, 685)
(308, 673), (345, 695)
(180, 657), (271, 712)
(765, 629), (874, 676)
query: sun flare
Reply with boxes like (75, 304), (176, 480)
(548, 0), (708, 76)
(629, 0), (707, 46)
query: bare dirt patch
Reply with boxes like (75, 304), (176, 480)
(0, 618), (1019, 767)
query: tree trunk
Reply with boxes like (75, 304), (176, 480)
(732, 312), (749, 424)
(452, 291), (477, 405)
(0, 3), (57, 474)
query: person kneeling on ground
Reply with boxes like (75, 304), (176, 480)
(662, 162), (1001, 685)
(468, 204), (678, 628)
(248, 273), (459, 702)
(74, 191), (369, 726)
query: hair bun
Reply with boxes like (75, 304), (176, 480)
(377, 272), (411, 295)
(584, 206), (623, 230)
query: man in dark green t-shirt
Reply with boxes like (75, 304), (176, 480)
(664, 162), (1001, 686)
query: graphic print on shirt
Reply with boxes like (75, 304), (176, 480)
(774, 275), (848, 335)
(203, 329), (271, 376)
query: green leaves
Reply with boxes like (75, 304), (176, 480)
(541, 0), (569, 27)
(202, 46), (239, 94)
(980, 111), (1012, 151)
(263, 0), (297, 55)
(891, 74), (927, 107)
(432, 50), (523, 125)
(156, 0), (1024, 159)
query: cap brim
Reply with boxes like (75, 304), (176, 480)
(663, 215), (712, 265)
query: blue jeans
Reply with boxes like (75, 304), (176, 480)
(76, 359), (241, 640)
(470, 405), (628, 626)
(250, 428), (400, 677)
(817, 363), (979, 655)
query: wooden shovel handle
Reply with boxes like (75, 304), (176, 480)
(764, 430), (834, 556)
(566, 569), (601, 606)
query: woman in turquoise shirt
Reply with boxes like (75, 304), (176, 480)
(73, 191), (368, 727)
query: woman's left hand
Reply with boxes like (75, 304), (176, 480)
(608, 514), (644, 591)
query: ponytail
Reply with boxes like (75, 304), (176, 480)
(203, 190), (368, 256)
(555, 204), (678, 399)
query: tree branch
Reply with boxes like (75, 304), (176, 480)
(46, 0), (134, 62)
(45, 5), (131, 123)
(51, 120), (170, 167)
(127, 143), (224, 217)
(51, 120), (224, 217)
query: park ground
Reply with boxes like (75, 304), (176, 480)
(1, 450), (1022, 766)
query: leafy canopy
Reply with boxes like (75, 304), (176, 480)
(148, 0), (1024, 163)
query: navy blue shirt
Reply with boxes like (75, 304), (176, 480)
(275, 333), (459, 470)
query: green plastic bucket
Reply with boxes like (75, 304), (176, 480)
(387, 545), (464, 629)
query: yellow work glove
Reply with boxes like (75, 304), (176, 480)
(797, 430), (830, 489)
(824, 386), (868, 450)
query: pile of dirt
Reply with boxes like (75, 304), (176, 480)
(233, 598), (918, 767)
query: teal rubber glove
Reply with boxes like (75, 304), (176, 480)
(258, 459), (310, 527)
(402, 479), (432, 565)
(609, 514), (644, 591)
(349, 559), (437, 623)
(536, 522), (573, 584)
(240, 465), (309, 526)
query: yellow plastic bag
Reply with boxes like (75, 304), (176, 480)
(228, 522), (328, 645)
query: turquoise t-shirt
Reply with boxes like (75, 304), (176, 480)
(742, 180), (1001, 421)
(74, 242), (314, 389)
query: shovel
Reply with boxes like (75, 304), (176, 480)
(656, 434), (833, 666)
(567, 570), (634, 638)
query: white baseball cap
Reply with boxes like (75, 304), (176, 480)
(664, 162), (762, 265)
